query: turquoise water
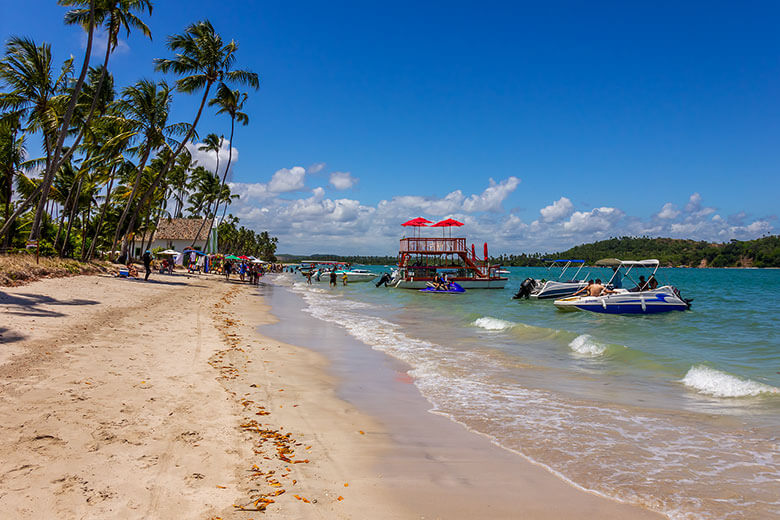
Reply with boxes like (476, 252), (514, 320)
(274, 267), (780, 519)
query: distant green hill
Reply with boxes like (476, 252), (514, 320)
(496, 236), (780, 268)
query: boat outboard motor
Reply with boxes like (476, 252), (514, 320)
(376, 272), (392, 287)
(512, 277), (536, 300)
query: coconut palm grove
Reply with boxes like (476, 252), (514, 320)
(0, 0), (278, 261)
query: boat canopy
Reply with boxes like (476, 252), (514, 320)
(542, 259), (585, 263)
(595, 258), (659, 268)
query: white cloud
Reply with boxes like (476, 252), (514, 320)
(221, 168), (775, 255)
(539, 196), (574, 223)
(656, 202), (680, 220)
(268, 166), (306, 193)
(329, 171), (357, 190)
(563, 207), (624, 233)
(463, 177), (521, 212)
(186, 138), (237, 179)
(307, 162), (326, 174)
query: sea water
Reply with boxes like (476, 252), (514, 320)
(271, 267), (779, 519)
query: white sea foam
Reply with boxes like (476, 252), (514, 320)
(681, 365), (780, 398)
(569, 334), (607, 356)
(473, 316), (515, 331)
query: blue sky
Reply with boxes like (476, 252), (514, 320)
(2, 1), (778, 254)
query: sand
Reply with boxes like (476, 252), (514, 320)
(0, 272), (663, 519)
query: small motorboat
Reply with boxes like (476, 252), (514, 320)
(513, 259), (590, 300)
(554, 259), (692, 314)
(420, 282), (466, 294)
(341, 268), (378, 283)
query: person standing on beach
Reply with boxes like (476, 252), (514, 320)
(142, 250), (153, 281)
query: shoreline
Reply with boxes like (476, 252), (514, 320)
(1, 272), (662, 518)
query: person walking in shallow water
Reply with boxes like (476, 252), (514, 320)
(329, 269), (337, 287)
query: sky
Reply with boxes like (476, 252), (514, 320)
(2, 1), (779, 255)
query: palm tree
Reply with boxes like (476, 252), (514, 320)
(111, 79), (179, 254)
(0, 37), (74, 241)
(0, 113), (26, 247)
(23, 0), (153, 242)
(209, 85), (248, 231)
(199, 132), (223, 176)
(119, 19), (258, 259)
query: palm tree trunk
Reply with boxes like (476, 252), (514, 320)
(84, 165), (116, 261)
(112, 144), (152, 254)
(53, 185), (74, 250)
(80, 202), (90, 257)
(120, 82), (213, 258)
(60, 174), (83, 257)
(29, 1), (96, 241)
(202, 117), (235, 250)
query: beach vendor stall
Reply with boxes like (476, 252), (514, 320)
(156, 249), (180, 274)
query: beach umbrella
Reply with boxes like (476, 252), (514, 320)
(238, 255), (250, 260)
(158, 249), (180, 255)
(431, 218), (464, 238)
(225, 254), (241, 260)
(402, 217), (432, 238)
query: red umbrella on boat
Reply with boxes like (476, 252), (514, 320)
(431, 218), (464, 238)
(402, 217), (432, 238)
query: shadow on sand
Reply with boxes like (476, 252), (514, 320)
(0, 291), (100, 318)
(0, 326), (26, 344)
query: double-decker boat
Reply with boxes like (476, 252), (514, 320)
(389, 236), (507, 289)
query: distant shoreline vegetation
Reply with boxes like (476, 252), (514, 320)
(279, 235), (780, 268)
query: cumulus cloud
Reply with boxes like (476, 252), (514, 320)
(185, 139), (237, 178)
(329, 171), (357, 190)
(463, 177), (521, 212)
(268, 166), (306, 193)
(222, 167), (774, 255)
(656, 202), (680, 220)
(562, 207), (624, 233)
(539, 197), (574, 223)
(307, 162), (326, 174)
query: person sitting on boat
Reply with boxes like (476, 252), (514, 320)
(589, 279), (614, 297)
(572, 280), (593, 297)
(631, 276), (648, 292)
(647, 275), (658, 290)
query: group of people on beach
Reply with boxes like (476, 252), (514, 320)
(118, 251), (269, 285)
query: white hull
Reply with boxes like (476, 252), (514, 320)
(554, 286), (690, 314)
(309, 270), (376, 283)
(530, 280), (588, 299)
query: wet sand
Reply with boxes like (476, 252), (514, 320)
(0, 272), (662, 518)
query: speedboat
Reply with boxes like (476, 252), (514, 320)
(554, 259), (692, 314)
(341, 268), (377, 283)
(514, 259), (590, 299)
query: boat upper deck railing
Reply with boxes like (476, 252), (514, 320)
(400, 237), (467, 254)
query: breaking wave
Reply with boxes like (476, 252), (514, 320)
(472, 316), (515, 331)
(681, 365), (780, 398)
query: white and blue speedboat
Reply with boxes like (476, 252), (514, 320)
(554, 259), (692, 314)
